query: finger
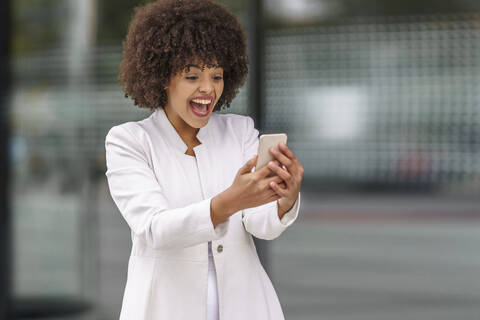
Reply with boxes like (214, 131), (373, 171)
(239, 155), (257, 175)
(266, 173), (284, 185)
(265, 172), (285, 185)
(278, 142), (298, 163)
(269, 181), (289, 197)
(280, 143), (304, 173)
(267, 193), (282, 202)
(255, 163), (273, 178)
(269, 147), (294, 172)
(255, 159), (281, 179)
(267, 161), (292, 182)
(273, 180), (287, 190)
(272, 145), (303, 177)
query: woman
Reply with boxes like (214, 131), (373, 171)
(105, 0), (304, 319)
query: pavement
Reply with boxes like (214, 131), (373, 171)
(270, 190), (480, 320)
(15, 184), (480, 319)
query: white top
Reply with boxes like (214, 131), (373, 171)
(183, 154), (219, 320)
(105, 108), (301, 319)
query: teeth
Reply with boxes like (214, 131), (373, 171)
(191, 99), (212, 105)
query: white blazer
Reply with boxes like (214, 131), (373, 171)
(104, 107), (301, 320)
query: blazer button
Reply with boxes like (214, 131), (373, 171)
(217, 244), (223, 253)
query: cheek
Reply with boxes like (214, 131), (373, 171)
(216, 82), (225, 97)
(173, 84), (194, 102)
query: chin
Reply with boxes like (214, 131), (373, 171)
(188, 116), (210, 128)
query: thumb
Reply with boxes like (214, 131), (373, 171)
(239, 155), (257, 175)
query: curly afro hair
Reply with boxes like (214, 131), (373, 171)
(118, 0), (249, 112)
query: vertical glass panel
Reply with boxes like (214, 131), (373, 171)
(11, 0), (250, 318)
(11, 0), (97, 314)
(264, 10), (480, 320)
(264, 14), (480, 191)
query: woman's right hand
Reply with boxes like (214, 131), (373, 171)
(210, 155), (285, 227)
(227, 155), (285, 212)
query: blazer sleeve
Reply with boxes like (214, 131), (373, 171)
(104, 125), (228, 250)
(241, 116), (301, 240)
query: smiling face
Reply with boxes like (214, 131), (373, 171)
(164, 63), (224, 141)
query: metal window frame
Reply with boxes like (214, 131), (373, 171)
(0, 0), (11, 318)
(247, 0), (272, 275)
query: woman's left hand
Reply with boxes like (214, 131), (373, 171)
(267, 142), (304, 214)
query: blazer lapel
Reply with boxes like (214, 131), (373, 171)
(153, 108), (218, 200)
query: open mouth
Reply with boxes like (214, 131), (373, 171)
(189, 98), (213, 117)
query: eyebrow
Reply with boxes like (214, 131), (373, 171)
(184, 64), (222, 70)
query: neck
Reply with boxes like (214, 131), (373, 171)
(163, 107), (199, 144)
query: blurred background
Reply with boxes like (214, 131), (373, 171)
(1, 0), (480, 319)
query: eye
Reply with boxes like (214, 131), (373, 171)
(213, 75), (223, 81)
(186, 76), (198, 80)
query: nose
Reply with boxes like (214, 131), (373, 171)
(199, 77), (214, 94)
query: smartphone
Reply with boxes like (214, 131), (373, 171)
(255, 133), (288, 176)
